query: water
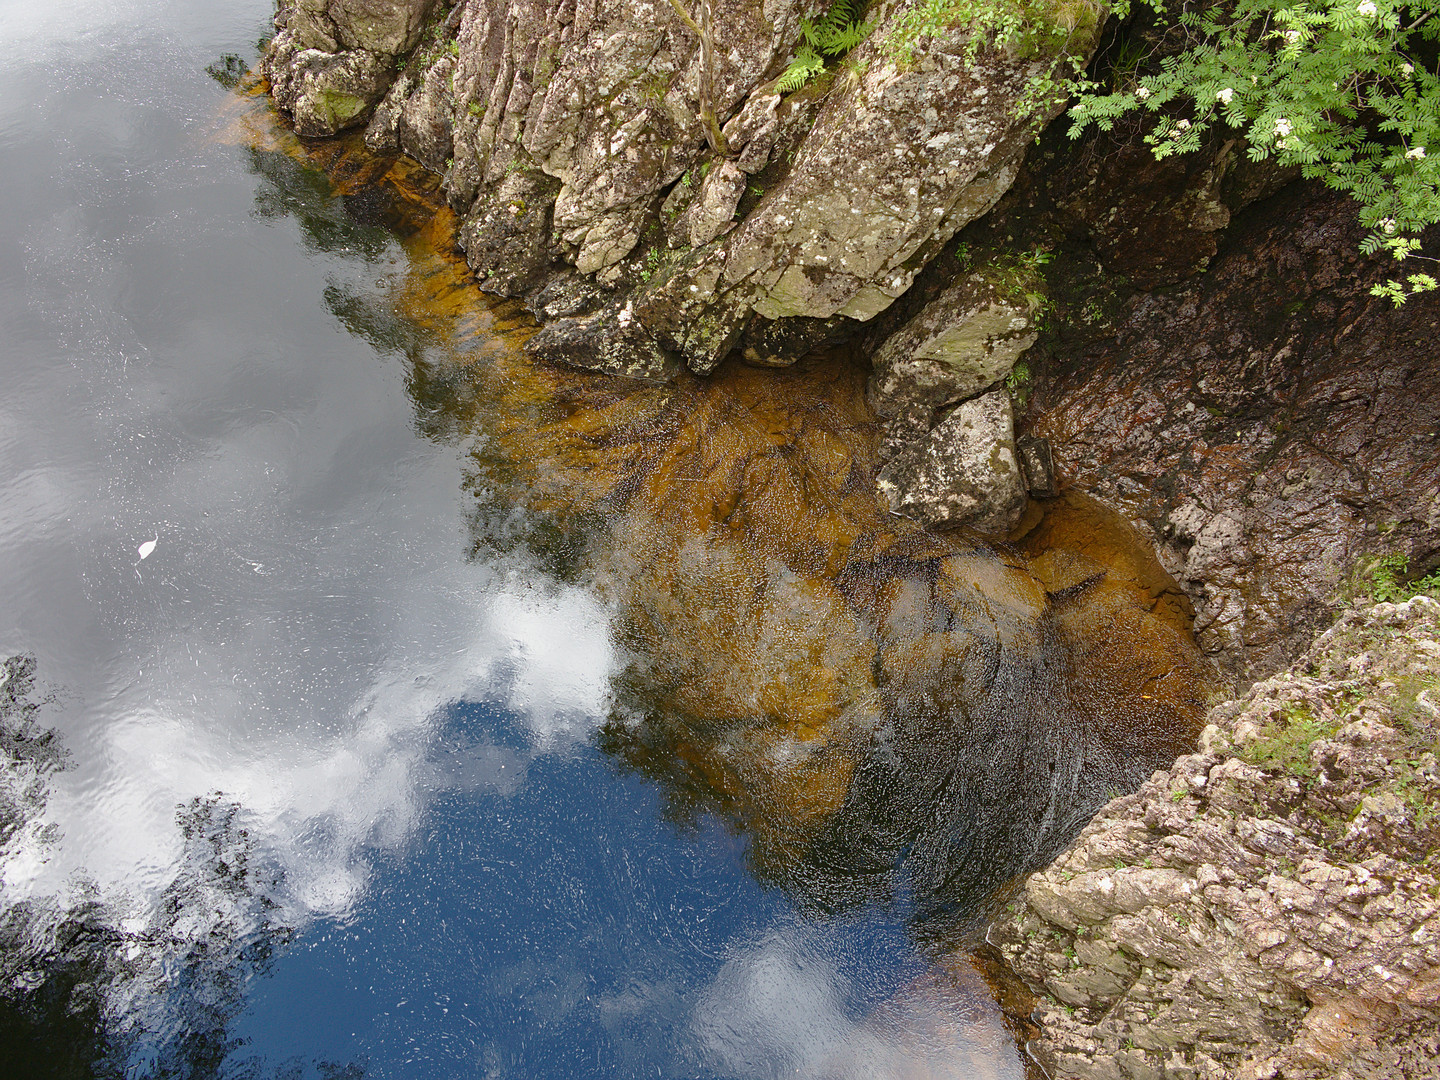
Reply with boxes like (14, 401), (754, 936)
(0, 2), (1064, 1075)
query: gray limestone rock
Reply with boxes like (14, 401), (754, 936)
(876, 389), (1027, 536)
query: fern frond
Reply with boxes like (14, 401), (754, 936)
(777, 45), (825, 93)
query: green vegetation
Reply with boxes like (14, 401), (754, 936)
(1004, 359), (1034, 405)
(885, 0), (1104, 68)
(1068, 0), (1440, 304)
(777, 0), (874, 92)
(1352, 552), (1440, 602)
(1241, 702), (1340, 777)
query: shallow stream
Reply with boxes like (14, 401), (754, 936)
(0, 4), (1209, 1076)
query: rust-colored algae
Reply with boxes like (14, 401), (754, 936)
(219, 87), (1217, 918)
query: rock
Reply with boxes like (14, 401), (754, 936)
(876, 390), (1027, 536)
(1017, 435), (1056, 497)
(738, 313), (852, 368)
(458, 167), (563, 297)
(365, 55), (455, 170)
(637, 10), (1103, 373)
(522, 299), (679, 382)
(266, 0), (441, 137)
(266, 0), (1103, 376)
(722, 89), (781, 174)
(867, 270), (1040, 462)
(987, 597), (1440, 1080)
(323, 0), (440, 55)
(524, 272), (605, 322)
(264, 35), (396, 137)
(443, 0), (811, 284)
(1021, 182), (1440, 686)
(667, 160), (745, 249)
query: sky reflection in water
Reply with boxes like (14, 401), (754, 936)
(0, 1), (1026, 1076)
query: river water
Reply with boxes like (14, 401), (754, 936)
(0, 3), (1209, 1077)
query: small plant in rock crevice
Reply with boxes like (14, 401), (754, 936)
(1348, 552), (1440, 603)
(777, 0), (875, 93)
(1240, 701), (1341, 777)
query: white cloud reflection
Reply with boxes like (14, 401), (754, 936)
(0, 62), (616, 931)
(693, 920), (1024, 1080)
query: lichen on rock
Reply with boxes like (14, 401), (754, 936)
(877, 389), (1029, 535)
(988, 595), (1440, 1079)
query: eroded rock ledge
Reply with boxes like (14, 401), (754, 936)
(987, 596), (1440, 1079)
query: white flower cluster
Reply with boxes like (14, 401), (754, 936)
(1176, 118), (1192, 131)
(1357, 0), (1377, 15)
(1135, 86), (1151, 101)
(1274, 117), (1293, 137)
(1407, 146), (1427, 160)
(1401, 62), (1415, 76)
(1380, 217), (1398, 234)
(1216, 87), (1235, 104)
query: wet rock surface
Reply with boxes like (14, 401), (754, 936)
(1014, 181), (1440, 687)
(988, 596), (1440, 1080)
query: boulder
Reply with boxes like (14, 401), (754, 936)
(876, 390), (1027, 536)
(868, 269), (1040, 462)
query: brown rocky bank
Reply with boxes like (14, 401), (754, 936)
(260, 0), (1440, 691)
(986, 595), (1440, 1079)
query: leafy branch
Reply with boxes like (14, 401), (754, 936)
(1068, 0), (1440, 303)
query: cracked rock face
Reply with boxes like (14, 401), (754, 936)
(988, 596), (1440, 1080)
(1022, 183), (1440, 687)
(265, 0), (1103, 377)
